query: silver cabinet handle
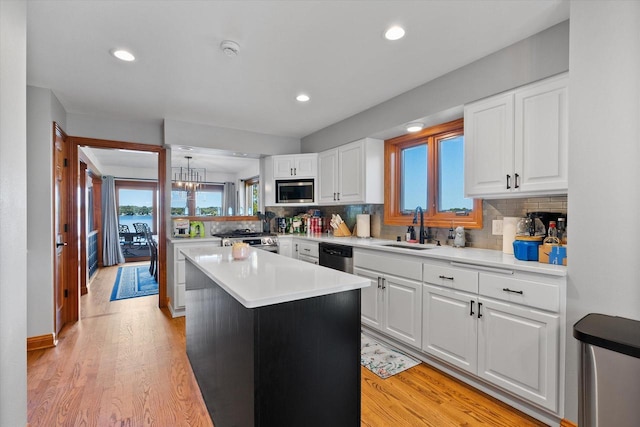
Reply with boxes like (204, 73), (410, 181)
(438, 275), (454, 280)
(502, 288), (524, 295)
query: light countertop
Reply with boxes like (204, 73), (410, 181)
(168, 236), (221, 244)
(181, 246), (370, 308)
(278, 233), (567, 277)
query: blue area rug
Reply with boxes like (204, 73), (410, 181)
(110, 265), (158, 301)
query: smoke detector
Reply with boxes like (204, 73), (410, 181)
(220, 40), (240, 57)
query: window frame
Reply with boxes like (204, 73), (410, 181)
(384, 118), (483, 229)
(171, 183), (224, 217)
(114, 180), (159, 233)
(244, 176), (260, 216)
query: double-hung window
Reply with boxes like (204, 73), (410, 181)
(384, 118), (482, 228)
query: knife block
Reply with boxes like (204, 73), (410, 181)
(333, 222), (352, 237)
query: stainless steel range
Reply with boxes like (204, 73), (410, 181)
(213, 229), (279, 253)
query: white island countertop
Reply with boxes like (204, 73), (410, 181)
(181, 246), (370, 308)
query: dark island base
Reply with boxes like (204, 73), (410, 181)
(186, 260), (362, 427)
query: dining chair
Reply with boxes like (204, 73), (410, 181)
(132, 223), (147, 246)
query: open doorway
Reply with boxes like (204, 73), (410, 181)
(68, 136), (167, 317)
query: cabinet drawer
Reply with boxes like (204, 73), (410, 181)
(354, 250), (422, 281)
(479, 273), (559, 312)
(297, 241), (319, 257)
(423, 262), (478, 294)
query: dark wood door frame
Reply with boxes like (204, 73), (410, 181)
(68, 135), (167, 317)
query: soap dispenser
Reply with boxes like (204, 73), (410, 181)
(406, 226), (415, 241)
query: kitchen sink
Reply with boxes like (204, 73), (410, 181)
(379, 243), (434, 250)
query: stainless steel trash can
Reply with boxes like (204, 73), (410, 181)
(573, 313), (640, 427)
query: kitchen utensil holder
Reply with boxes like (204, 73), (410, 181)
(333, 222), (352, 237)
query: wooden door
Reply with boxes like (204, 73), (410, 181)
(53, 124), (70, 335)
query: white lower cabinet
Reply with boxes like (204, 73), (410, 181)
(422, 285), (478, 374)
(167, 238), (221, 318)
(477, 296), (559, 411)
(278, 236), (293, 258)
(422, 261), (562, 414)
(354, 249), (423, 348)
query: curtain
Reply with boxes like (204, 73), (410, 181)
(102, 176), (124, 266)
(223, 182), (236, 216)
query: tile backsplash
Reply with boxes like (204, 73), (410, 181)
(265, 195), (567, 251)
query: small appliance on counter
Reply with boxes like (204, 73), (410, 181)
(173, 219), (190, 237)
(189, 221), (205, 238)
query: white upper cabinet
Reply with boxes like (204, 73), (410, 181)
(318, 138), (383, 205)
(273, 153), (317, 179)
(464, 73), (568, 198)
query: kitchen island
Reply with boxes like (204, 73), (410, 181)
(182, 246), (369, 427)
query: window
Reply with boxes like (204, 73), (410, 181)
(244, 177), (259, 216)
(384, 118), (482, 229)
(171, 184), (223, 217)
(115, 181), (158, 233)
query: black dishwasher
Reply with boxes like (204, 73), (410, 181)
(319, 242), (353, 273)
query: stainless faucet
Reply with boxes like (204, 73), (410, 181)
(413, 206), (425, 244)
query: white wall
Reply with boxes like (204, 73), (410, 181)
(67, 113), (163, 146)
(565, 1), (640, 421)
(301, 21), (570, 152)
(26, 86), (65, 337)
(0, 1), (28, 425)
(164, 119), (300, 155)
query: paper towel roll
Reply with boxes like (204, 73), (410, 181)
(503, 217), (520, 254)
(356, 214), (371, 238)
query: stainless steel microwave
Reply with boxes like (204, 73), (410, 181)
(276, 179), (314, 204)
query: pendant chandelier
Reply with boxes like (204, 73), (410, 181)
(172, 156), (206, 189)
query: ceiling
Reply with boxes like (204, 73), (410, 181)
(81, 146), (259, 177)
(27, 0), (570, 141)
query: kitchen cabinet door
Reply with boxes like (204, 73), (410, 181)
(273, 155), (296, 178)
(422, 285), (478, 374)
(294, 155), (317, 177)
(464, 92), (515, 197)
(383, 273), (422, 348)
(278, 237), (292, 258)
(272, 154), (317, 178)
(514, 75), (568, 194)
(477, 297), (559, 412)
(318, 149), (338, 203)
(337, 141), (364, 203)
(354, 267), (383, 330)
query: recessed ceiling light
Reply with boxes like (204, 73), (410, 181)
(296, 94), (310, 102)
(406, 122), (424, 133)
(111, 49), (135, 62)
(384, 26), (405, 41)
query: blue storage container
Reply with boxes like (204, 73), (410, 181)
(513, 237), (543, 261)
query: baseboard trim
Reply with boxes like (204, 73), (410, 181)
(27, 333), (57, 351)
(561, 419), (578, 427)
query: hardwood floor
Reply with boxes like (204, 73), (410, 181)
(28, 263), (546, 427)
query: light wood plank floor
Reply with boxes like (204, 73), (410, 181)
(28, 263), (546, 426)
